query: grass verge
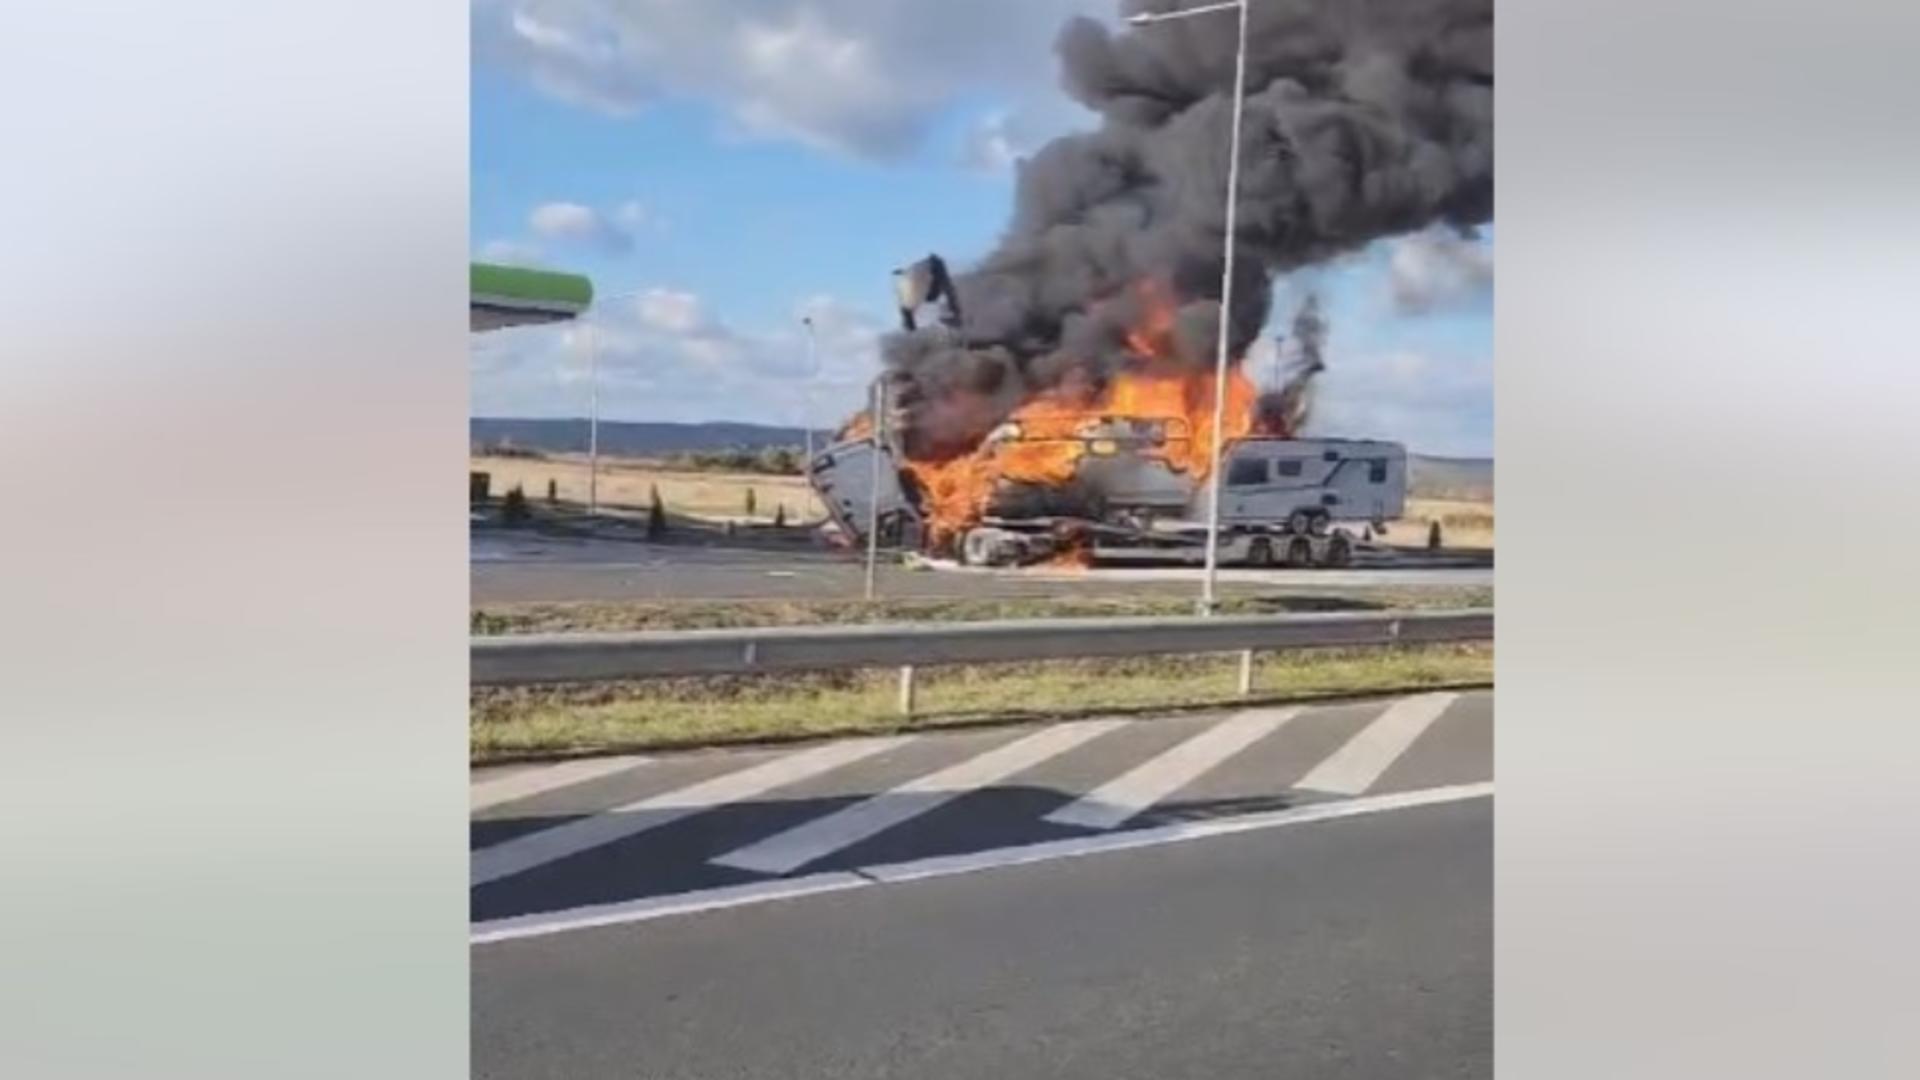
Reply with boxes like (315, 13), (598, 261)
(471, 588), (1492, 635)
(471, 643), (1491, 762)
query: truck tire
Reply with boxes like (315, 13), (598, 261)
(1285, 536), (1315, 568)
(1286, 509), (1315, 536)
(960, 529), (997, 568)
(1246, 537), (1275, 568)
(1322, 534), (1353, 568)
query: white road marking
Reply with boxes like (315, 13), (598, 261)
(470, 756), (651, 813)
(470, 873), (868, 945)
(471, 736), (912, 888)
(472, 782), (1494, 945)
(711, 719), (1128, 876)
(1293, 692), (1458, 795)
(1044, 707), (1299, 830)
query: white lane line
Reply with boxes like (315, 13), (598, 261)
(470, 873), (869, 945)
(472, 782), (1493, 945)
(471, 736), (912, 888)
(470, 756), (651, 813)
(711, 719), (1128, 876)
(1293, 692), (1458, 795)
(870, 781), (1493, 884)
(1044, 707), (1300, 830)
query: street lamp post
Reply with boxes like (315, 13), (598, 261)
(1130, 0), (1249, 616)
(802, 316), (818, 465)
(585, 320), (599, 518)
(863, 377), (886, 601)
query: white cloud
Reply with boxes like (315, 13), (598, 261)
(471, 286), (887, 429)
(476, 239), (545, 267)
(473, 0), (1109, 161)
(634, 288), (705, 334)
(528, 200), (638, 252)
(961, 114), (1021, 173)
(1387, 227), (1494, 314)
(1307, 346), (1492, 458)
(611, 199), (650, 232)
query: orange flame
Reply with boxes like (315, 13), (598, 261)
(855, 280), (1261, 553)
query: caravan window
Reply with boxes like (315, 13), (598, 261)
(1226, 458), (1268, 487)
(1369, 460), (1388, 483)
(1275, 459), (1303, 478)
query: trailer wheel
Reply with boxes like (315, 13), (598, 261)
(1246, 537), (1275, 568)
(1285, 536), (1315, 568)
(958, 529), (987, 567)
(1322, 534), (1353, 568)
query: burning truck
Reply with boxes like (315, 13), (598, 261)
(809, 0), (1487, 567)
(809, 260), (1405, 568)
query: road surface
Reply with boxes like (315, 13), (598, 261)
(471, 529), (1492, 604)
(472, 690), (1492, 1078)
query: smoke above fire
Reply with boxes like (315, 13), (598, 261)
(1258, 292), (1328, 434)
(881, 0), (1493, 460)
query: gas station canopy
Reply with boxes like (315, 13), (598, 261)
(470, 262), (593, 331)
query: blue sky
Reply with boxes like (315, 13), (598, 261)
(470, 0), (1493, 457)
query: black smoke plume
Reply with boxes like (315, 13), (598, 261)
(1257, 292), (1327, 435)
(881, 0), (1492, 459)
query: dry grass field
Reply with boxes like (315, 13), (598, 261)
(470, 453), (1492, 548)
(472, 453), (825, 523)
(1377, 496), (1495, 550)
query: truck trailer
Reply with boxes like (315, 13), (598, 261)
(808, 416), (1407, 569)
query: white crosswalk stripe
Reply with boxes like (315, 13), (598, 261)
(471, 735), (912, 887)
(711, 719), (1128, 876)
(1044, 707), (1300, 830)
(1293, 692), (1457, 795)
(470, 755), (651, 812)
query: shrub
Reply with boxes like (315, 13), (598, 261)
(502, 484), (530, 525)
(744, 487), (757, 517)
(647, 484), (667, 539)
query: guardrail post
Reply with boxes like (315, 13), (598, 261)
(898, 664), (917, 716)
(468, 609), (1492, 686)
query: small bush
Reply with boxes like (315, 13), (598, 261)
(1427, 520), (1443, 550)
(744, 487), (757, 517)
(646, 484), (667, 539)
(475, 441), (546, 460)
(502, 484), (530, 525)
(773, 504), (787, 528)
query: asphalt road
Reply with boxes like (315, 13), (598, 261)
(472, 691), (1492, 1078)
(471, 529), (1493, 604)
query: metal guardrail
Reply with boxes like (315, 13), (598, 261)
(470, 610), (1493, 692)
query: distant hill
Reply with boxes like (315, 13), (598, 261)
(473, 416), (1492, 498)
(471, 418), (821, 457)
(1409, 454), (1494, 501)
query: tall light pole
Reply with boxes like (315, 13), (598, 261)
(1128, 0), (1249, 615)
(578, 287), (649, 520)
(802, 316), (818, 465)
(863, 377), (885, 601)
(585, 320), (599, 519)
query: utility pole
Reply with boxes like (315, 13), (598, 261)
(802, 316), (818, 465)
(863, 378), (885, 601)
(586, 320), (599, 519)
(1129, 0), (1250, 615)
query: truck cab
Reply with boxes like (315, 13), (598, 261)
(807, 435), (922, 548)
